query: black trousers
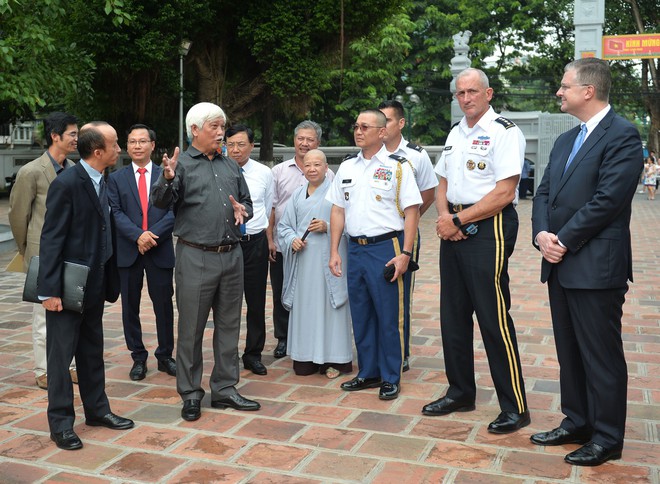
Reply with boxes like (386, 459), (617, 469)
(439, 206), (527, 413)
(46, 300), (111, 433)
(118, 255), (174, 362)
(241, 232), (269, 361)
(548, 271), (628, 448)
(269, 251), (289, 341)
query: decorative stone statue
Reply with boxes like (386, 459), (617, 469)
(450, 30), (472, 125)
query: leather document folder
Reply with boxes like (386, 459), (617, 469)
(22, 256), (90, 313)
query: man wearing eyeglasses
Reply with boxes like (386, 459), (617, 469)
(327, 109), (421, 401)
(378, 99), (439, 373)
(268, 120), (333, 359)
(107, 124), (176, 381)
(9, 112), (79, 390)
(424, 68), (530, 435)
(531, 58), (642, 466)
(226, 124), (274, 376)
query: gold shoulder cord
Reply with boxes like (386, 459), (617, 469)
(395, 162), (404, 218)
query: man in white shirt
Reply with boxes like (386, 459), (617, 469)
(226, 124), (274, 375)
(107, 124), (176, 381)
(378, 100), (438, 371)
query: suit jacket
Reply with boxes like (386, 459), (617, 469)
(532, 109), (643, 289)
(107, 163), (175, 268)
(8, 152), (75, 272)
(38, 162), (120, 305)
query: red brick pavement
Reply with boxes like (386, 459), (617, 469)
(0, 192), (657, 483)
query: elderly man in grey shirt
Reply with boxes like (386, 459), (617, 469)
(152, 102), (260, 421)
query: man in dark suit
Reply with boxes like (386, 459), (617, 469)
(108, 124), (176, 381)
(531, 58), (643, 466)
(39, 122), (134, 450)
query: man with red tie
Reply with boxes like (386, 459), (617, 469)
(108, 124), (176, 381)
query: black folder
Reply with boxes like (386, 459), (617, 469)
(22, 256), (90, 313)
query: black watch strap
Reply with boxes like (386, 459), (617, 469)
(452, 213), (462, 228)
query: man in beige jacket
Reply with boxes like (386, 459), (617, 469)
(9, 112), (79, 389)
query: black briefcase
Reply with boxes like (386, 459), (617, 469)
(22, 256), (90, 313)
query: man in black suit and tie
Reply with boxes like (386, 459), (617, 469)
(39, 122), (134, 450)
(531, 58), (643, 466)
(108, 124), (176, 381)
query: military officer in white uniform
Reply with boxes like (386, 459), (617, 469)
(327, 109), (421, 401)
(422, 68), (530, 435)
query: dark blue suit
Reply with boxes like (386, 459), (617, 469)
(532, 108), (643, 449)
(39, 161), (120, 433)
(107, 163), (175, 363)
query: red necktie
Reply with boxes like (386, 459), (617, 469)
(137, 167), (148, 230)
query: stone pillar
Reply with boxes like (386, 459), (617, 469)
(574, 0), (604, 59)
(450, 31), (472, 126)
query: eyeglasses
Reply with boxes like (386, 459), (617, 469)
(558, 83), (590, 92)
(226, 142), (250, 149)
(64, 130), (78, 138)
(351, 124), (384, 132)
(127, 139), (152, 146)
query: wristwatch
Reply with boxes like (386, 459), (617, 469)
(452, 214), (462, 228)
(401, 250), (413, 257)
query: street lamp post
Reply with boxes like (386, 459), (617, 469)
(395, 86), (421, 140)
(179, 40), (192, 150)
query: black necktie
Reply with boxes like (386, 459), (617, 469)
(99, 177), (113, 262)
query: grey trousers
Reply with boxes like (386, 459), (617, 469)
(175, 243), (243, 401)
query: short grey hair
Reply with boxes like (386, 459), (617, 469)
(186, 102), (227, 139)
(456, 68), (490, 89)
(565, 58), (611, 102)
(294, 120), (322, 141)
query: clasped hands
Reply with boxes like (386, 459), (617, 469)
(292, 219), (327, 252)
(536, 231), (567, 263)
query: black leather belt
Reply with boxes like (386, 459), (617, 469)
(178, 237), (238, 253)
(448, 203), (474, 213)
(349, 230), (401, 246)
(240, 230), (266, 243)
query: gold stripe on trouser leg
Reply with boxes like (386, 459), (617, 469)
(391, 238), (406, 371)
(493, 212), (525, 412)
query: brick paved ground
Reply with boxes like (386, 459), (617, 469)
(0, 192), (657, 483)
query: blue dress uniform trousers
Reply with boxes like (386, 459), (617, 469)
(403, 229), (420, 359)
(347, 233), (410, 385)
(440, 205), (527, 413)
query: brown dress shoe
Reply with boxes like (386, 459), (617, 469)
(36, 374), (47, 390)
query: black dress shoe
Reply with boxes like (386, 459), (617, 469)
(564, 441), (622, 466)
(379, 382), (400, 400)
(340, 376), (382, 392)
(273, 339), (287, 358)
(244, 359), (267, 375)
(182, 399), (201, 421)
(129, 360), (147, 381)
(402, 358), (410, 373)
(86, 412), (135, 430)
(487, 410), (531, 434)
(212, 393), (261, 411)
(530, 427), (591, 446)
(157, 357), (177, 376)
(422, 396), (475, 416)
(51, 429), (83, 450)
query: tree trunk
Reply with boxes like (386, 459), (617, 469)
(259, 90), (274, 163)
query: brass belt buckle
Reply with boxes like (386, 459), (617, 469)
(358, 238), (368, 246)
(453, 203), (463, 212)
